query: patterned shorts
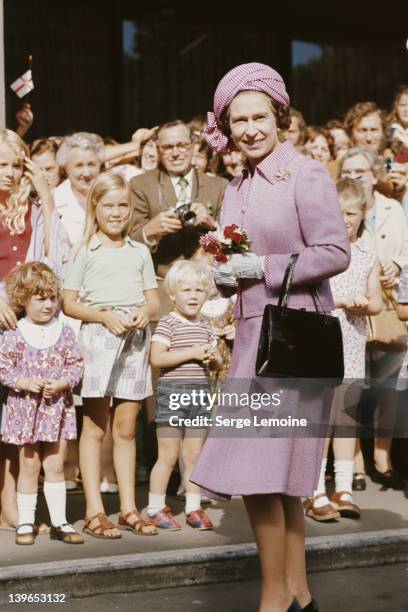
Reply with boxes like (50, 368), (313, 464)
(79, 309), (153, 401)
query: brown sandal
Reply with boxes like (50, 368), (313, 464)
(118, 508), (158, 536)
(83, 513), (122, 539)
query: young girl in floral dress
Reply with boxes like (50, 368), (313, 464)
(0, 262), (84, 545)
(63, 172), (159, 539)
(305, 178), (382, 522)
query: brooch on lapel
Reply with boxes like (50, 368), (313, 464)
(272, 169), (291, 182)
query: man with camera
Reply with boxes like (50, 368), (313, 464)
(130, 119), (227, 315)
(130, 120), (227, 468)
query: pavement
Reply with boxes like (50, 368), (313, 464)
(0, 479), (407, 602)
(3, 565), (407, 612)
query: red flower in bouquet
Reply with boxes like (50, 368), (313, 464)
(224, 223), (244, 243)
(199, 224), (250, 262)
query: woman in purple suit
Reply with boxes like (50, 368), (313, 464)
(191, 64), (350, 612)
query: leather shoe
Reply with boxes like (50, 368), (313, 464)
(15, 523), (35, 545)
(369, 467), (406, 490)
(287, 599), (319, 611)
(304, 495), (340, 522)
(50, 524), (84, 544)
(330, 491), (361, 519)
(352, 472), (366, 491)
(300, 600), (319, 611)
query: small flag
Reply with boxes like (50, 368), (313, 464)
(10, 69), (34, 98)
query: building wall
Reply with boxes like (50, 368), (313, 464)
(3, 1), (408, 139)
(4, 0), (117, 138)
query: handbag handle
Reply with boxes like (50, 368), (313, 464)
(278, 253), (325, 313)
(278, 254), (299, 307)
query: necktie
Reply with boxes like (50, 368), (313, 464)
(177, 176), (189, 202)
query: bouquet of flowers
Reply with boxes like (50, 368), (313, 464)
(199, 224), (251, 263)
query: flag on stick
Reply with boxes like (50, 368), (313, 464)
(10, 69), (34, 98)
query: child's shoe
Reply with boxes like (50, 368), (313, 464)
(149, 506), (181, 530)
(329, 491), (361, 519)
(186, 508), (213, 530)
(15, 524), (35, 545)
(50, 523), (84, 544)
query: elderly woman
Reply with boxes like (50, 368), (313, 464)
(340, 147), (408, 491)
(54, 132), (105, 245)
(0, 129), (70, 530)
(191, 63), (350, 612)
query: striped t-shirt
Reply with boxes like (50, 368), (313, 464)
(152, 311), (216, 380)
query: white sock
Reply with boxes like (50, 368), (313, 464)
(43, 481), (74, 532)
(17, 492), (37, 534)
(313, 458), (329, 507)
(147, 493), (166, 517)
(185, 492), (201, 514)
(334, 459), (354, 494)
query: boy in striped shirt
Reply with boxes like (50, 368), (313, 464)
(148, 260), (222, 530)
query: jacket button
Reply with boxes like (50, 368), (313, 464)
(381, 234), (386, 239)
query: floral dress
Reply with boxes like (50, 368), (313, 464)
(330, 236), (377, 380)
(0, 322), (83, 445)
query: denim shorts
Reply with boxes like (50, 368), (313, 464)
(155, 380), (211, 427)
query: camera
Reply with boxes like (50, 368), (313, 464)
(172, 201), (196, 227)
(384, 157), (394, 173)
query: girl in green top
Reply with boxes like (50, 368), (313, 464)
(63, 172), (160, 539)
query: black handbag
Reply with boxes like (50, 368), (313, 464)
(255, 254), (344, 383)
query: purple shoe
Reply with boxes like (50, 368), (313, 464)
(149, 506), (181, 530)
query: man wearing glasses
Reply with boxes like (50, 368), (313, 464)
(130, 119), (227, 313)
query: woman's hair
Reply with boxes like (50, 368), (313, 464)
(0, 129), (31, 234)
(56, 132), (105, 167)
(81, 171), (133, 246)
(164, 260), (213, 298)
(29, 138), (59, 158)
(336, 177), (367, 238)
(219, 91), (291, 140)
(339, 146), (385, 181)
(5, 262), (61, 313)
(387, 85), (408, 126)
(304, 126), (335, 159)
(344, 102), (386, 139)
(325, 119), (345, 131)
(288, 107), (307, 145)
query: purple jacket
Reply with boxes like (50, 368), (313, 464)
(222, 141), (351, 318)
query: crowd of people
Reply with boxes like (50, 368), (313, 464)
(0, 80), (407, 558)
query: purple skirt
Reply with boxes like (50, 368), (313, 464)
(191, 316), (328, 498)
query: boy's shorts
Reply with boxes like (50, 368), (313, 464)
(155, 380), (211, 427)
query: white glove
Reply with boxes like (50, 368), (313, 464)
(229, 253), (265, 279)
(212, 260), (238, 287)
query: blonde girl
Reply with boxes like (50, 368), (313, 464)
(0, 263), (83, 545)
(305, 178), (382, 522)
(63, 172), (159, 539)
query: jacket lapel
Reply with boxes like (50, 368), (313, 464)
(374, 193), (392, 231)
(159, 171), (178, 210)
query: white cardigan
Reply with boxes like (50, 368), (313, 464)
(364, 191), (408, 271)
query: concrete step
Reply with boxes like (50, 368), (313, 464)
(1, 529), (407, 603)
